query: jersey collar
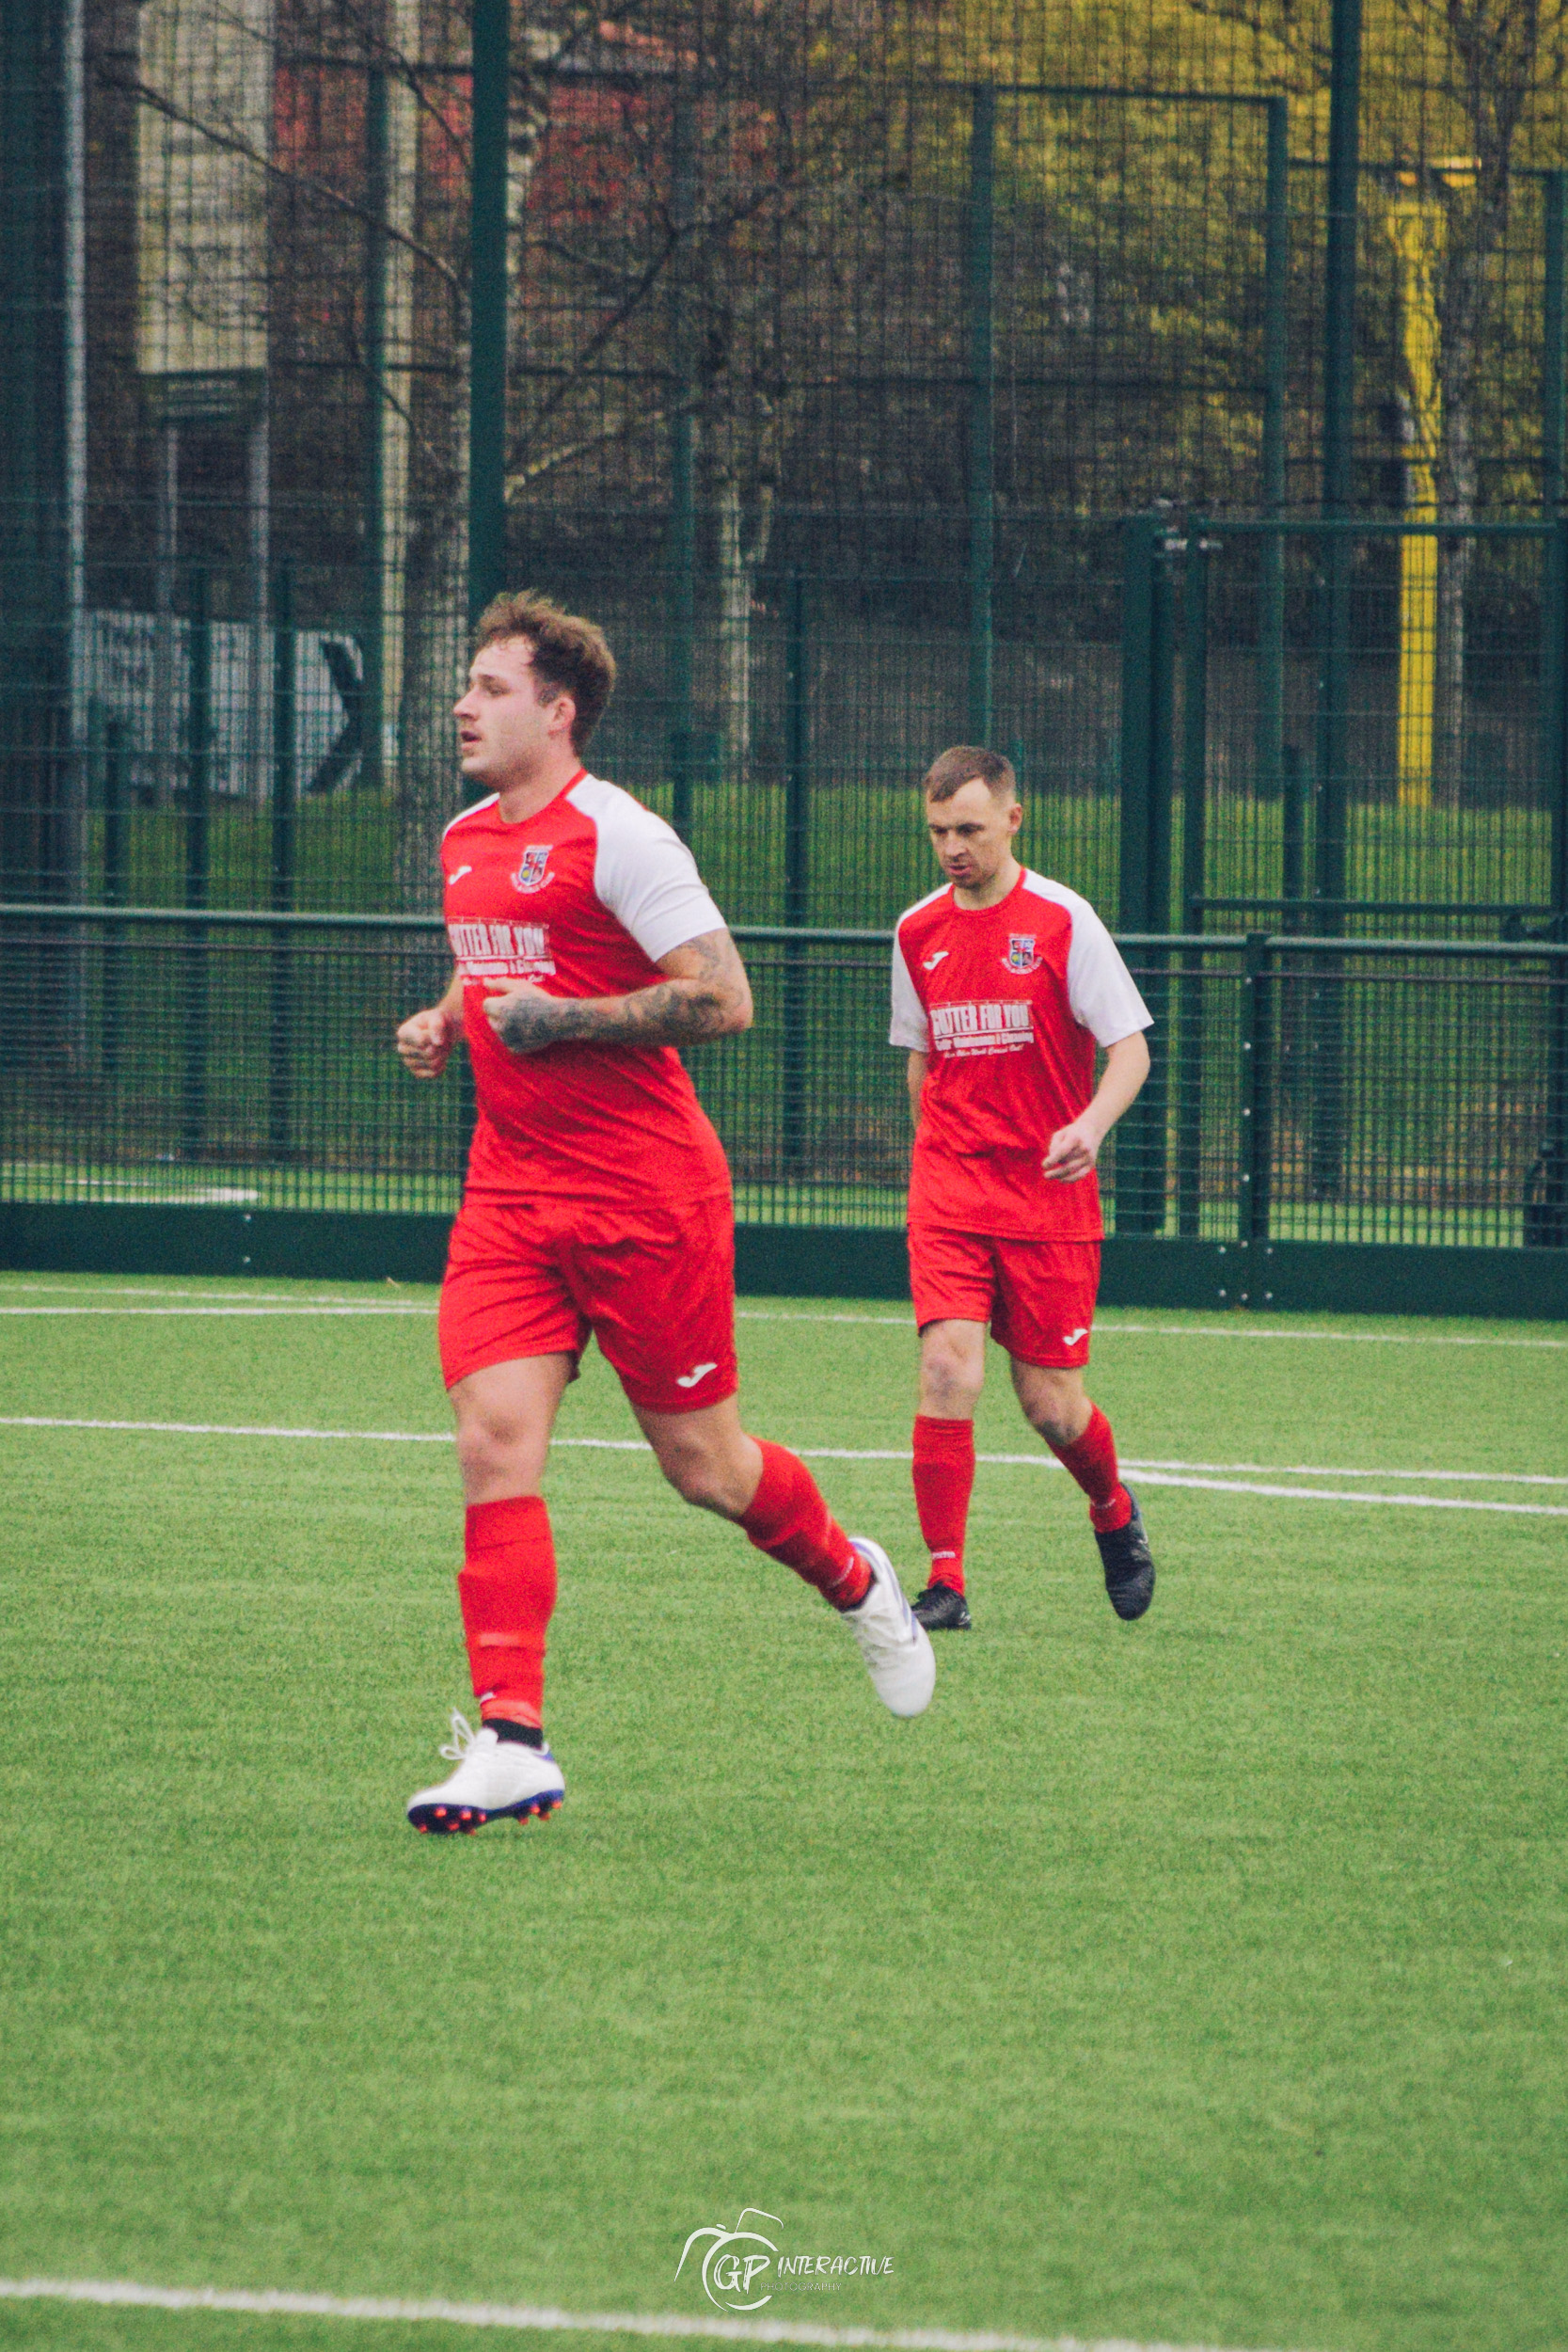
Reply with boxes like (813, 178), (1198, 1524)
(949, 862), (1026, 915)
(494, 765), (588, 825)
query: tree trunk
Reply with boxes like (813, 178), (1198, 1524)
(716, 474), (751, 786)
(394, 425), (467, 911)
(714, 439), (775, 789)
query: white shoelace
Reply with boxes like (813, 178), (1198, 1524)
(438, 1709), (483, 1764)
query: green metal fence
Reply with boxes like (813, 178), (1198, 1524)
(4, 907), (1563, 1263)
(6, 0), (1568, 928)
(5, 0), (1568, 1308)
(1130, 516), (1568, 942)
(25, 511), (1568, 945)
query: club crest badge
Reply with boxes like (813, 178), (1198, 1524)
(511, 844), (552, 894)
(1006, 933), (1040, 974)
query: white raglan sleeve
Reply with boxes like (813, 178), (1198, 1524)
(889, 932), (930, 1052)
(580, 777), (728, 962)
(1065, 898), (1153, 1045)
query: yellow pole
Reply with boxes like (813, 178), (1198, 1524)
(1386, 195), (1444, 812)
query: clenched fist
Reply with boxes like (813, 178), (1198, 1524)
(396, 1004), (458, 1080)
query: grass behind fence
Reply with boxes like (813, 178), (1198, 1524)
(76, 788), (1556, 935)
(1, 929), (1560, 1248)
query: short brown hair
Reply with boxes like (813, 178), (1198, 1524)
(923, 745), (1017, 802)
(473, 591), (616, 755)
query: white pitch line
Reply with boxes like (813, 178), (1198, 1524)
(0, 1414), (451, 1442)
(0, 2278), (1302, 2352)
(0, 1289), (399, 1308)
(0, 1293), (1563, 1345)
(1101, 1470), (1568, 1517)
(1128, 1455), (1568, 1488)
(1, 1416), (1563, 1515)
(736, 1313), (1568, 1348)
(0, 1305), (433, 1317)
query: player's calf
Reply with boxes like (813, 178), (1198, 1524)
(1018, 1377), (1157, 1622)
(737, 1440), (935, 1713)
(911, 1410), (975, 1629)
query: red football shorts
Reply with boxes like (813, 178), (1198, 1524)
(438, 1190), (740, 1414)
(909, 1227), (1101, 1368)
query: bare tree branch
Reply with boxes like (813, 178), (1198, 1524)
(98, 60), (465, 298)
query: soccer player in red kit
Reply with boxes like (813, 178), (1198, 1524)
(890, 746), (1157, 1633)
(395, 594), (933, 1832)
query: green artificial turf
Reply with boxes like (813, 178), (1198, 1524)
(0, 1275), (1565, 2352)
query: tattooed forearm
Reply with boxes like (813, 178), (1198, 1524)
(493, 981), (735, 1053)
(488, 929), (753, 1057)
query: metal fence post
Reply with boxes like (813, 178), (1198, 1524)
(181, 565), (211, 1161)
(101, 710), (126, 1083)
(1312, 532), (1350, 1200)
(1142, 535), (1175, 1227)
(1239, 930), (1274, 1245)
(967, 83), (995, 743)
(467, 0), (508, 625)
(1118, 515), (1155, 930)
(1257, 99), (1289, 806)
(1538, 504), (1568, 1244)
(1150, 539), (1176, 926)
(1177, 530), (1209, 1235)
(361, 56), (388, 797)
(1322, 0), (1362, 538)
(270, 561), (296, 1166)
(1117, 513), (1172, 1234)
(1544, 171), (1564, 520)
(783, 571), (810, 1174)
(1180, 529), (1210, 927)
(667, 90), (697, 840)
(1544, 173), (1565, 929)
(0, 0), (71, 905)
(1308, 0), (1360, 1203)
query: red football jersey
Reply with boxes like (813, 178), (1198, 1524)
(442, 771), (733, 1209)
(890, 868), (1151, 1239)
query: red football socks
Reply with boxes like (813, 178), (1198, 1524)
(740, 1438), (870, 1609)
(1049, 1405), (1133, 1533)
(911, 1414), (975, 1593)
(457, 1493), (559, 1729)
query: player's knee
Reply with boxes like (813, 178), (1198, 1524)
(454, 1410), (544, 1493)
(1021, 1376), (1087, 1450)
(655, 1435), (744, 1515)
(1032, 1410), (1079, 1450)
(922, 1349), (983, 1415)
(662, 1458), (728, 1512)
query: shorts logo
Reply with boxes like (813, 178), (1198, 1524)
(511, 844), (552, 893)
(1062, 1327), (1089, 1345)
(675, 1360), (718, 1390)
(1006, 933), (1041, 973)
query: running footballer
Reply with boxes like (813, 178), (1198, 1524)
(890, 745), (1157, 1632)
(395, 594), (933, 1833)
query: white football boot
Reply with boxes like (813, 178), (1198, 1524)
(406, 1710), (565, 1835)
(841, 1536), (936, 1718)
